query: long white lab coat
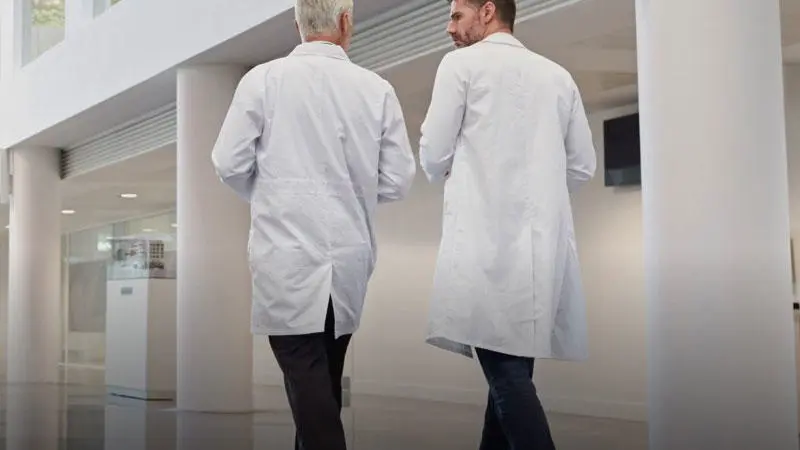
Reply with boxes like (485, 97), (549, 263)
(420, 33), (596, 360)
(212, 42), (416, 339)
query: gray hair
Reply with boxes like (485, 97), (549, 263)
(295, 0), (354, 39)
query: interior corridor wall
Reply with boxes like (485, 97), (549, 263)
(535, 103), (647, 420)
(252, 105), (645, 417)
(0, 234), (8, 379)
(786, 66), (800, 256)
(784, 66), (800, 427)
(250, 66), (800, 422)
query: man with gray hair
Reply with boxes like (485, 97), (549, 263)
(211, 0), (417, 449)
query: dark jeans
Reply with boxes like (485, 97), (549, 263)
(269, 300), (352, 450)
(476, 348), (556, 450)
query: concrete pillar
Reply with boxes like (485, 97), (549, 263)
(636, 1), (799, 449)
(176, 65), (253, 413)
(7, 147), (62, 384)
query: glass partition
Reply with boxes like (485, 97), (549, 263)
(63, 225), (112, 368)
(94, 0), (124, 17)
(62, 210), (177, 373)
(28, 0), (65, 62)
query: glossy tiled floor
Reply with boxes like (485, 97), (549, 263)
(0, 383), (648, 450)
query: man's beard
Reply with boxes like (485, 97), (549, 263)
(453, 35), (478, 48)
(453, 27), (484, 48)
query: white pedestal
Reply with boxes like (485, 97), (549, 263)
(105, 278), (177, 400)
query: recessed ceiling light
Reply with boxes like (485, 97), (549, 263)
(171, 223), (177, 228)
(120, 193), (138, 199)
(61, 209), (75, 215)
(142, 228), (154, 233)
(4, 225), (8, 229)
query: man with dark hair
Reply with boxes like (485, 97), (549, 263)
(420, 1), (597, 449)
(447, 0), (517, 36)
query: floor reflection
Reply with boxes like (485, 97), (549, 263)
(0, 384), (648, 450)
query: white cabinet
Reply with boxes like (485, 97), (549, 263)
(105, 278), (176, 400)
(105, 236), (176, 401)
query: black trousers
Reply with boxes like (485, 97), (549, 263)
(476, 348), (556, 450)
(269, 299), (352, 450)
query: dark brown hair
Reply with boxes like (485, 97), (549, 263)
(450, 0), (516, 32)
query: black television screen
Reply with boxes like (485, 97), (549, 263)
(603, 113), (641, 187)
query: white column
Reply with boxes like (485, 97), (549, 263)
(7, 147), (62, 384)
(636, 1), (799, 449)
(176, 65), (253, 413)
(5, 384), (61, 450)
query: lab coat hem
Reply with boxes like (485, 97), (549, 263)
(426, 336), (474, 359)
(251, 324), (358, 338)
(426, 333), (584, 361)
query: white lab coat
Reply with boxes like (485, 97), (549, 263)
(420, 33), (596, 360)
(212, 42), (416, 339)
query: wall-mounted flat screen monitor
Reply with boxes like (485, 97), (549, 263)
(604, 113), (641, 187)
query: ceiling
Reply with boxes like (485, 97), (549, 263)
(388, 0), (800, 126)
(2, 0), (799, 237)
(24, 0), (412, 149)
(59, 145), (177, 233)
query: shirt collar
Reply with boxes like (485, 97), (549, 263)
(290, 41), (350, 61)
(481, 32), (525, 48)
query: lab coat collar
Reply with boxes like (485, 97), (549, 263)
(481, 32), (524, 48)
(290, 41), (350, 61)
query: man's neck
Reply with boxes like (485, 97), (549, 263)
(486, 27), (514, 37)
(483, 25), (513, 40)
(305, 35), (342, 47)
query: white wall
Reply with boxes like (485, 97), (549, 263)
(536, 104), (648, 421)
(0, 66), (791, 421)
(0, 0), (294, 148)
(252, 105), (646, 419)
(786, 66), (800, 248)
(0, 233), (8, 378)
(253, 70), (800, 422)
(347, 104), (649, 421)
(786, 66), (800, 425)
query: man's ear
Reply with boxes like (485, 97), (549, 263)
(481, 1), (496, 24)
(340, 11), (352, 35)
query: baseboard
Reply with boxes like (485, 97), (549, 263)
(107, 385), (175, 402)
(254, 373), (283, 386)
(353, 380), (486, 406)
(254, 377), (646, 423)
(352, 380), (647, 422)
(540, 394), (647, 422)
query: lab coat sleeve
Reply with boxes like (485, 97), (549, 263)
(419, 53), (466, 183)
(564, 83), (597, 193)
(377, 85), (417, 203)
(211, 68), (265, 203)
